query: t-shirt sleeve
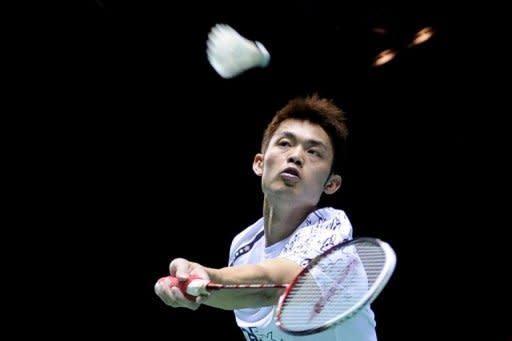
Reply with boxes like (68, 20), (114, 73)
(279, 209), (353, 267)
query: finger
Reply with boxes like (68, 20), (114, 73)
(154, 277), (176, 305)
(157, 283), (184, 308)
(171, 287), (200, 310)
(169, 258), (181, 276)
(190, 267), (210, 280)
(154, 277), (168, 297)
(169, 258), (189, 280)
(155, 276), (201, 310)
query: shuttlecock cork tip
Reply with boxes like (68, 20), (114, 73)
(255, 41), (271, 68)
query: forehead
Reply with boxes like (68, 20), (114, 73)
(272, 119), (332, 146)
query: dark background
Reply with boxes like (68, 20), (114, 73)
(13, 1), (507, 340)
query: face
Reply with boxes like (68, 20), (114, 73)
(253, 119), (342, 207)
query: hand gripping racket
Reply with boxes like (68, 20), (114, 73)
(165, 237), (396, 335)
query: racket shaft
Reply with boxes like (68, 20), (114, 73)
(191, 280), (287, 296)
(167, 276), (287, 296)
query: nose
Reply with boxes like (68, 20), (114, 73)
(287, 148), (304, 167)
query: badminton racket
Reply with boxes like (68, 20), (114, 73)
(165, 237), (396, 335)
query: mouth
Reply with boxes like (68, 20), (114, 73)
(281, 167), (300, 179)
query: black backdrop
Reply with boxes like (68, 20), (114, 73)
(18, 1), (507, 340)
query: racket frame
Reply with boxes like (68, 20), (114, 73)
(275, 237), (396, 335)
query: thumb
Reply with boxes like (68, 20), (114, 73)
(170, 258), (190, 280)
(190, 268), (210, 280)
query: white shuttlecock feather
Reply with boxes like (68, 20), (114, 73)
(206, 24), (270, 78)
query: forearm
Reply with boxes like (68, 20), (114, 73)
(200, 258), (301, 310)
(207, 264), (273, 285)
(199, 285), (280, 310)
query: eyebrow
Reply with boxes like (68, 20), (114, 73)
(277, 131), (329, 150)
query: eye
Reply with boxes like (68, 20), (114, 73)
(278, 140), (291, 147)
(308, 149), (322, 157)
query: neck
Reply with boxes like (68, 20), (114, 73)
(262, 197), (316, 246)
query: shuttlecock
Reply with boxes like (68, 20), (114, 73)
(206, 24), (270, 78)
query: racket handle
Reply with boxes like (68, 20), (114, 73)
(167, 275), (210, 300)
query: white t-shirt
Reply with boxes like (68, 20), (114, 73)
(228, 207), (377, 341)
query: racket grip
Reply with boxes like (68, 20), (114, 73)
(167, 275), (210, 300)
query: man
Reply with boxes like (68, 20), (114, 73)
(155, 94), (377, 340)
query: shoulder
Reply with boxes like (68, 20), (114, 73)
(230, 218), (263, 247)
(279, 207), (353, 267)
(229, 218), (264, 258)
(322, 207), (350, 221)
(302, 207), (353, 235)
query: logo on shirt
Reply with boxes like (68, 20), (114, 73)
(241, 327), (284, 341)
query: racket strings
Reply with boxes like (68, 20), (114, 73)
(278, 241), (387, 331)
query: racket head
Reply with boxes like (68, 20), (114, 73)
(275, 237), (396, 335)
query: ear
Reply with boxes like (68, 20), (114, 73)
(323, 174), (342, 195)
(252, 153), (264, 176)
